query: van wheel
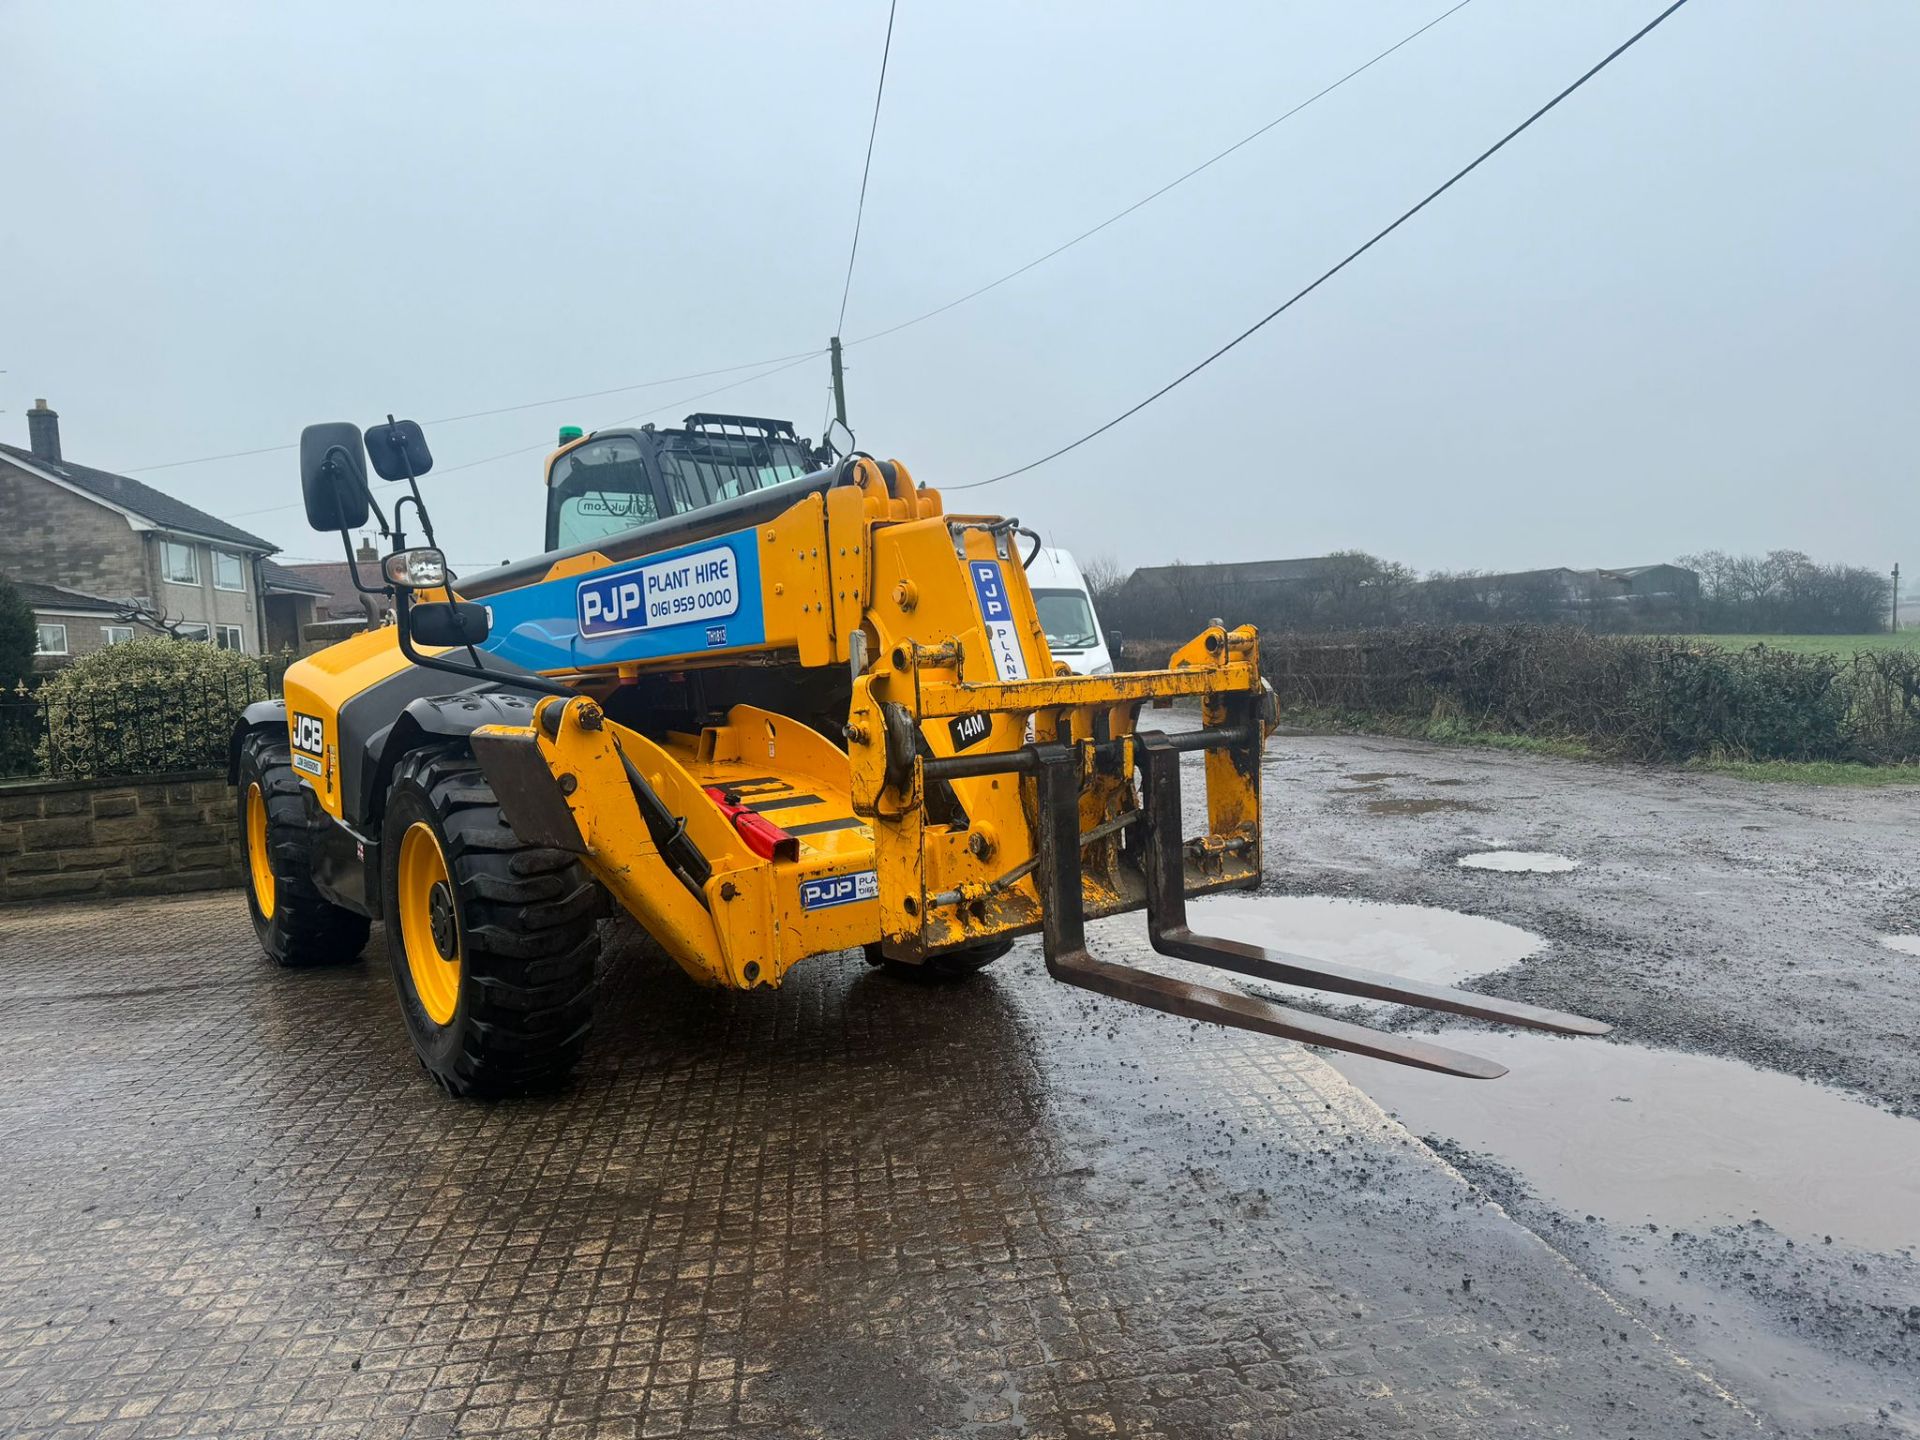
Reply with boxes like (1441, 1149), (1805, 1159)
(864, 936), (1015, 979)
(236, 730), (370, 966)
(380, 744), (605, 1098)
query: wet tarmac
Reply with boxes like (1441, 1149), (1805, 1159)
(1171, 893), (1541, 1009)
(1334, 1033), (1919, 1253)
(1332, 1029), (1920, 1431)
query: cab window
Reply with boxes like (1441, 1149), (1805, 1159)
(658, 436), (811, 514)
(550, 436), (660, 547)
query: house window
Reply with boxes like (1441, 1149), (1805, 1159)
(36, 623), (68, 655)
(215, 625), (246, 652)
(101, 625), (134, 646)
(214, 550), (246, 591)
(174, 623), (211, 642)
(163, 541), (200, 585)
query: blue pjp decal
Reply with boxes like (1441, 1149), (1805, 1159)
(968, 559), (1029, 682)
(800, 870), (879, 911)
(473, 528), (767, 672)
(578, 543), (739, 640)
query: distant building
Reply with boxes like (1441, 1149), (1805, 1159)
(1124, 556), (1355, 599)
(260, 561), (336, 654)
(272, 542), (390, 651)
(0, 400), (280, 665)
(1469, 564), (1699, 610)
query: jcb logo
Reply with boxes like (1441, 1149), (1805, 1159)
(292, 713), (325, 754)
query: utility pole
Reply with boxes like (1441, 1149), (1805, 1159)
(1893, 562), (1901, 634)
(828, 336), (848, 429)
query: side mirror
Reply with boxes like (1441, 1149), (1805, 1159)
(1105, 628), (1125, 659)
(298, 422), (370, 532)
(365, 419), (434, 481)
(824, 418), (855, 460)
(409, 601), (491, 648)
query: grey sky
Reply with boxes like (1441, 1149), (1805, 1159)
(5, 1), (1915, 576)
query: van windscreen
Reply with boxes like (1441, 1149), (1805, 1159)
(1033, 588), (1098, 650)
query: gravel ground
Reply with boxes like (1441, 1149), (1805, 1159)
(1257, 732), (1920, 1116)
(1246, 731), (1920, 1436)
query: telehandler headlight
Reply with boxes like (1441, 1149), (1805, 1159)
(383, 548), (447, 589)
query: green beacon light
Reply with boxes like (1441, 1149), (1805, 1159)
(557, 424), (584, 445)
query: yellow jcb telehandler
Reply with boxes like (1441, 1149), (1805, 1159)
(230, 413), (1605, 1096)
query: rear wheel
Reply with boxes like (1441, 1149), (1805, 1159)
(380, 745), (605, 1098)
(236, 730), (370, 966)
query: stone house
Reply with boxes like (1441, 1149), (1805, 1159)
(0, 400), (281, 666)
(260, 561), (336, 655)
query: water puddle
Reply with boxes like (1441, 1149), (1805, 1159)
(1366, 797), (1482, 817)
(1458, 850), (1579, 874)
(1163, 895), (1543, 1008)
(1331, 1033), (1920, 1252)
(1879, 935), (1920, 957)
(1345, 771), (1408, 782)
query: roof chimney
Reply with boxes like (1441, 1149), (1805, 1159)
(27, 399), (60, 462)
(355, 536), (379, 563)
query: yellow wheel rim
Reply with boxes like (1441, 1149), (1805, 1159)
(245, 783), (275, 920)
(398, 821), (462, 1026)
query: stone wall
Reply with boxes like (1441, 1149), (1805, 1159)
(0, 771), (242, 904)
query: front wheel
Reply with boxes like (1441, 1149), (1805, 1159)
(380, 745), (605, 1098)
(236, 730), (369, 967)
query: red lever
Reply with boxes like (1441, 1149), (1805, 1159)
(704, 787), (799, 862)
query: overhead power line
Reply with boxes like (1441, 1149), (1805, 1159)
(225, 351), (821, 524)
(128, 348), (824, 476)
(123, 0), (1462, 480)
(835, 0), (901, 336)
(844, 0), (1475, 350)
(950, 0), (1693, 493)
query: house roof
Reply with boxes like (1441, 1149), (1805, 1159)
(1127, 557), (1350, 588)
(8, 579), (123, 615)
(260, 559), (333, 598)
(276, 562), (379, 620)
(0, 442), (278, 552)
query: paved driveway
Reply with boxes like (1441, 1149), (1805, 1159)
(0, 892), (1748, 1439)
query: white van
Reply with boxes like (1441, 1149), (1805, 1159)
(1025, 546), (1114, 674)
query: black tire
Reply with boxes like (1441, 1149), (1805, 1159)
(237, 730), (370, 967)
(380, 744), (605, 1098)
(864, 935), (1015, 980)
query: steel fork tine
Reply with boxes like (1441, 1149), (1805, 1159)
(1031, 743), (1503, 1078)
(1134, 733), (1611, 1038)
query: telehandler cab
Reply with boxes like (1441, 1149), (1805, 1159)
(231, 414), (1606, 1096)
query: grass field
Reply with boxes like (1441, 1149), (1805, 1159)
(1685, 633), (1920, 655)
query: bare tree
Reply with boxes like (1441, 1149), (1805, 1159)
(1077, 552), (1128, 608)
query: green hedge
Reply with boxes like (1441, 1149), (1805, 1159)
(1263, 627), (1920, 763)
(35, 638), (278, 780)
